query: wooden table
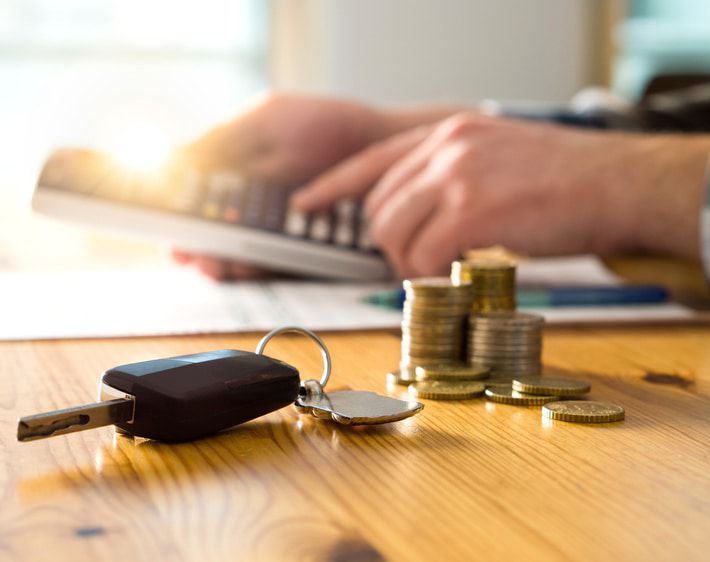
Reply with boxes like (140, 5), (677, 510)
(3, 260), (710, 561)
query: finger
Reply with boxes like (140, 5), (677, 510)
(369, 174), (438, 274)
(227, 262), (267, 280)
(171, 249), (194, 264)
(291, 125), (430, 212)
(182, 97), (270, 169)
(364, 130), (441, 218)
(365, 112), (493, 218)
(195, 256), (229, 281)
(403, 206), (462, 277)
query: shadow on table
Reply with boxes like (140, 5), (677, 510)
(17, 411), (471, 499)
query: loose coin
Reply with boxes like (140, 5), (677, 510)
(470, 312), (544, 327)
(405, 277), (472, 291)
(408, 380), (486, 400)
(484, 385), (559, 405)
(388, 366), (418, 386)
(513, 376), (591, 396)
(415, 364), (490, 381)
(542, 401), (624, 423)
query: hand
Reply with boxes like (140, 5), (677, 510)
(173, 92), (392, 280)
(171, 250), (266, 281)
(294, 112), (710, 276)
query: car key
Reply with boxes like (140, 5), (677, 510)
(17, 327), (423, 444)
(17, 349), (300, 443)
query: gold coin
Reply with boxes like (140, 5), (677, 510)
(470, 358), (541, 366)
(469, 334), (542, 343)
(415, 364), (490, 381)
(469, 325), (541, 333)
(470, 312), (544, 327)
(542, 401), (624, 423)
(402, 340), (462, 350)
(388, 366), (418, 386)
(405, 302), (471, 312)
(477, 369), (543, 378)
(484, 385), (558, 405)
(452, 259), (516, 272)
(404, 310), (470, 319)
(472, 306), (517, 312)
(404, 351), (463, 360)
(512, 376), (591, 396)
(408, 380), (486, 400)
(405, 277), (472, 291)
(405, 292), (473, 303)
(469, 348), (542, 358)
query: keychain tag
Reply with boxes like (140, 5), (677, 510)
(256, 327), (423, 426)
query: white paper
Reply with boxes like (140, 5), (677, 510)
(0, 256), (697, 341)
(517, 255), (622, 287)
(0, 267), (402, 340)
(519, 303), (693, 323)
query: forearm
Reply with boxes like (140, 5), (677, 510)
(609, 134), (710, 260)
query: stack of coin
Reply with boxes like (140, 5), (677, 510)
(399, 277), (473, 382)
(451, 260), (516, 313)
(467, 312), (544, 379)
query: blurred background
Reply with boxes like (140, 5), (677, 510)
(1, 0), (709, 272)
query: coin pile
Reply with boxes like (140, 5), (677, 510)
(384, 249), (624, 419)
(484, 375), (590, 405)
(485, 376), (625, 423)
(467, 312), (544, 380)
(399, 278), (473, 383)
(451, 259), (516, 313)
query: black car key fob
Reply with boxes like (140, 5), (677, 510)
(101, 350), (301, 442)
(16, 349), (300, 443)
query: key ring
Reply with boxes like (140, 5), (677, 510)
(255, 326), (332, 389)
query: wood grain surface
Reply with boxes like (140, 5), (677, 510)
(2, 287), (710, 560)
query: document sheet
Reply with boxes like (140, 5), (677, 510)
(0, 256), (696, 340)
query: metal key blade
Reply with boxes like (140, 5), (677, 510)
(17, 398), (134, 442)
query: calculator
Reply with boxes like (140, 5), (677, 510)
(33, 149), (390, 280)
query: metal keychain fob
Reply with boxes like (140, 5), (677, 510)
(257, 327), (424, 425)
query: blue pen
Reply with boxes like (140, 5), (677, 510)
(363, 285), (668, 309)
(517, 286), (668, 307)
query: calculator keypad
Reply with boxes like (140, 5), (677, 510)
(40, 152), (376, 252)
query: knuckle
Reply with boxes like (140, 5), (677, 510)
(255, 90), (288, 111)
(447, 144), (475, 172)
(446, 180), (471, 205)
(438, 112), (479, 140)
(369, 219), (389, 248)
(406, 248), (435, 277)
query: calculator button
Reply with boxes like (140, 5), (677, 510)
(358, 223), (374, 250)
(202, 203), (220, 219)
(173, 168), (204, 214)
(335, 221), (353, 246)
(243, 183), (266, 226)
(223, 207), (240, 224)
(310, 213), (332, 242)
(334, 200), (355, 246)
(263, 185), (289, 231)
(284, 209), (308, 236)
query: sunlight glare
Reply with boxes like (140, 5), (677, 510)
(109, 124), (171, 172)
